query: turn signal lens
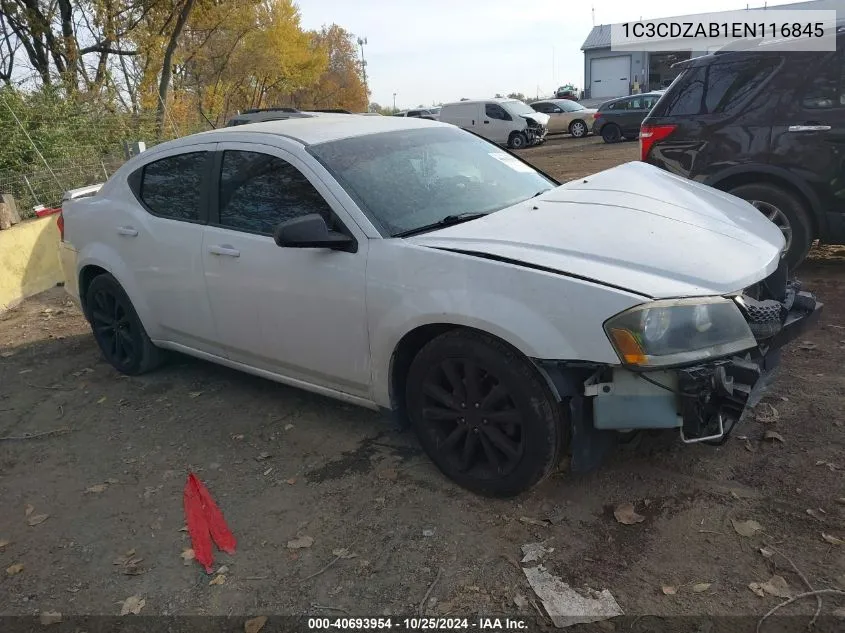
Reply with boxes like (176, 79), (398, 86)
(608, 328), (647, 365)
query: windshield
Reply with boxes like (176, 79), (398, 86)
(501, 100), (537, 117)
(307, 127), (554, 237)
(560, 100), (585, 112)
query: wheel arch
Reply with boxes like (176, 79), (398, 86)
(705, 166), (822, 238)
(385, 322), (568, 426)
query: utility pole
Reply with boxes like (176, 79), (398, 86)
(357, 37), (369, 96)
(393, 92), (397, 112)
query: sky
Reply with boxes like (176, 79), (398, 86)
(296, 0), (804, 108)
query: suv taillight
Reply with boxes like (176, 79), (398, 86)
(56, 212), (64, 241)
(640, 124), (676, 161)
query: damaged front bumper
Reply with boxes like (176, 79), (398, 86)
(545, 270), (823, 471)
(585, 274), (822, 445)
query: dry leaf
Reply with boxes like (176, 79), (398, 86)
(284, 424), (294, 431)
(732, 519), (762, 537)
(661, 585), (677, 595)
(27, 513), (49, 527)
(256, 451), (271, 461)
(181, 548), (195, 565)
(837, 498), (845, 506)
(119, 595), (145, 616)
(763, 430), (785, 443)
(761, 575), (791, 598)
(209, 574), (226, 586)
(6, 563), (24, 576)
(113, 549), (137, 565)
(0, 539), (10, 550)
(614, 502), (645, 525)
(105, 478), (119, 484)
(25, 504), (34, 517)
(822, 533), (844, 546)
(39, 611), (62, 625)
(244, 616), (268, 633)
(798, 341), (818, 351)
(85, 484), (107, 494)
(332, 548), (357, 559)
(286, 478), (296, 485)
(806, 508), (825, 521)
(692, 583), (712, 593)
(377, 468), (398, 481)
(519, 516), (550, 527)
(759, 546), (774, 559)
(287, 535), (314, 549)
(232, 434), (244, 440)
(263, 467), (273, 476)
(744, 439), (755, 452)
(749, 582), (766, 597)
(755, 403), (780, 424)
(97, 396), (107, 404)
(188, 391), (203, 398)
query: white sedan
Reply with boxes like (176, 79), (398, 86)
(59, 114), (821, 496)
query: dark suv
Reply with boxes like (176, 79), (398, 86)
(642, 32), (845, 268)
(593, 92), (663, 143)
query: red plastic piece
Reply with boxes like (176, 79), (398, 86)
(183, 473), (236, 573)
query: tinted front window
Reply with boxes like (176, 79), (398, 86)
(486, 104), (510, 120)
(531, 102), (552, 113)
(218, 151), (333, 235)
(140, 152), (207, 221)
(308, 128), (554, 237)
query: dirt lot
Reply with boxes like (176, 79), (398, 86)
(2, 136), (845, 630)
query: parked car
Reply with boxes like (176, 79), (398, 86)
(58, 114), (820, 496)
(529, 99), (597, 138)
(393, 109), (437, 120)
(439, 98), (549, 149)
(592, 92), (663, 143)
(642, 32), (845, 268)
(555, 86), (580, 100)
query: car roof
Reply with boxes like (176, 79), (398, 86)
(442, 97), (516, 106)
(150, 112), (448, 150)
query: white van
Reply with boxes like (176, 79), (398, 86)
(438, 98), (550, 149)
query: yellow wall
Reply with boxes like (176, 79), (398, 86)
(0, 216), (63, 310)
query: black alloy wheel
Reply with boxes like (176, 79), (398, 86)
(406, 330), (565, 497)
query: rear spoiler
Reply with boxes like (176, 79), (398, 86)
(62, 183), (104, 202)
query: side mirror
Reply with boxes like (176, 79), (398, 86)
(273, 214), (355, 252)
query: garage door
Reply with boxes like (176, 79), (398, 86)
(590, 56), (630, 99)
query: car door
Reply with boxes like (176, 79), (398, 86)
(483, 103), (513, 143)
(770, 45), (845, 221)
(124, 143), (222, 352)
(201, 142), (371, 398)
(619, 96), (644, 135)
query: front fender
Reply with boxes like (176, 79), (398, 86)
(367, 241), (641, 408)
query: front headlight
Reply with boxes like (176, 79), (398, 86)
(603, 297), (757, 368)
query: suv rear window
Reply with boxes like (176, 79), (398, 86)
(656, 57), (779, 117)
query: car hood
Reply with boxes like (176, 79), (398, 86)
(408, 161), (784, 299)
(521, 112), (550, 125)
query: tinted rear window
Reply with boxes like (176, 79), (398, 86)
(656, 57), (779, 117)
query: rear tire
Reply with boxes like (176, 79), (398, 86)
(601, 124), (622, 143)
(508, 132), (528, 150)
(728, 183), (814, 269)
(405, 330), (566, 497)
(85, 273), (163, 375)
(569, 120), (588, 138)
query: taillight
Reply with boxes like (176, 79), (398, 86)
(593, 112), (601, 120)
(640, 124), (676, 161)
(56, 212), (64, 241)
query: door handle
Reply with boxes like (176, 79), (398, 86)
(483, 120), (490, 124)
(208, 244), (240, 257)
(117, 226), (138, 237)
(471, 120), (475, 125)
(788, 124), (831, 132)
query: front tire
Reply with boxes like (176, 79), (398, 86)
(728, 183), (814, 269)
(601, 123), (622, 143)
(85, 273), (163, 375)
(508, 132), (528, 150)
(405, 330), (566, 497)
(569, 120), (588, 138)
